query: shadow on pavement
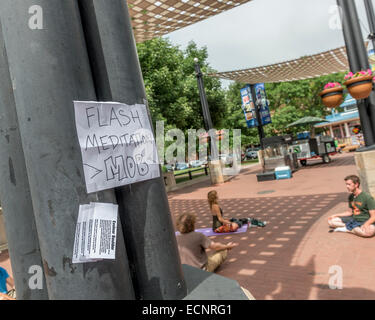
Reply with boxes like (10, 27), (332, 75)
(170, 191), (375, 300)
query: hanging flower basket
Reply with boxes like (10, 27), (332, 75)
(319, 82), (343, 108)
(344, 70), (374, 100)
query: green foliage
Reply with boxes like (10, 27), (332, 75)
(137, 38), (226, 133)
(222, 72), (347, 147)
(137, 38), (346, 152)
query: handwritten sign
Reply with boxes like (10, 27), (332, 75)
(74, 101), (160, 193)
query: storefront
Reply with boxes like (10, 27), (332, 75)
(315, 94), (363, 147)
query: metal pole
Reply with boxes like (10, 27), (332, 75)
(78, 0), (187, 300)
(0, 0), (134, 299)
(249, 84), (265, 150)
(339, 0), (361, 71)
(337, 0), (375, 148)
(346, 1), (371, 71)
(346, 0), (375, 148)
(363, 0), (375, 145)
(194, 59), (220, 160)
(364, 0), (375, 51)
(0, 21), (48, 300)
(194, 62), (210, 131)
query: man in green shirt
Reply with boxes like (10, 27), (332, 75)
(328, 175), (375, 237)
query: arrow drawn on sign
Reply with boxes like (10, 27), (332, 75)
(83, 163), (103, 180)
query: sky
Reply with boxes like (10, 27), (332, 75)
(164, 0), (373, 87)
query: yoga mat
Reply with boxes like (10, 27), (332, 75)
(175, 224), (248, 237)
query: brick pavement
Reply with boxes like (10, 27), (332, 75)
(1, 152), (374, 300)
(169, 153), (375, 300)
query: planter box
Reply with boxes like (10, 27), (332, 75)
(319, 87), (343, 108)
(344, 75), (373, 100)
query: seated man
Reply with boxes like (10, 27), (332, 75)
(0, 266), (15, 300)
(176, 213), (238, 273)
(328, 175), (375, 237)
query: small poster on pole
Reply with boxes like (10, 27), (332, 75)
(72, 202), (118, 264)
(74, 101), (160, 193)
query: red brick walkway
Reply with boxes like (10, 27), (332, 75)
(1, 153), (374, 300)
(169, 153), (375, 300)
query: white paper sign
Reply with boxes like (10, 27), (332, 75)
(72, 204), (100, 264)
(74, 101), (160, 193)
(89, 203), (118, 260)
(72, 202), (118, 264)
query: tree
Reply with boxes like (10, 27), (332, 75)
(137, 38), (226, 132)
(222, 72), (347, 147)
(137, 38), (227, 160)
(264, 72), (346, 135)
(137, 38), (347, 155)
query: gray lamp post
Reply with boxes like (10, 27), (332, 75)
(194, 58), (225, 185)
(364, 0), (375, 52)
(194, 58), (219, 160)
(337, 0), (375, 150)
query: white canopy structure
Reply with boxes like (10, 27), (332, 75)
(128, 0), (252, 42)
(208, 45), (354, 84)
(127, 1), (367, 85)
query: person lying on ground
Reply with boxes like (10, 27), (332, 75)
(176, 213), (238, 273)
(328, 175), (375, 237)
(208, 190), (266, 233)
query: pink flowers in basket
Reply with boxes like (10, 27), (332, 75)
(344, 69), (373, 80)
(323, 82), (342, 90)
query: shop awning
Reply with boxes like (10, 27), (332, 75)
(128, 0), (252, 43)
(315, 111), (360, 128)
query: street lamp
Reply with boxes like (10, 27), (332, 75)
(337, 0), (375, 150)
(194, 58), (219, 160)
(194, 58), (224, 185)
(364, 0), (375, 53)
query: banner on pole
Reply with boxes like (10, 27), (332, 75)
(240, 85), (257, 128)
(255, 83), (272, 126)
(240, 84), (272, 128)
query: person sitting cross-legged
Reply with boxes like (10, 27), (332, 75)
(208, 190), (266, 233)
(176, 213), (238, 273)
(328, 175), (375, 238)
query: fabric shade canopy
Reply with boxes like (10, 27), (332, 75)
(208, 45), (365, 84)
(128, 0), (252, 43)
(287, 116), (329, 128)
